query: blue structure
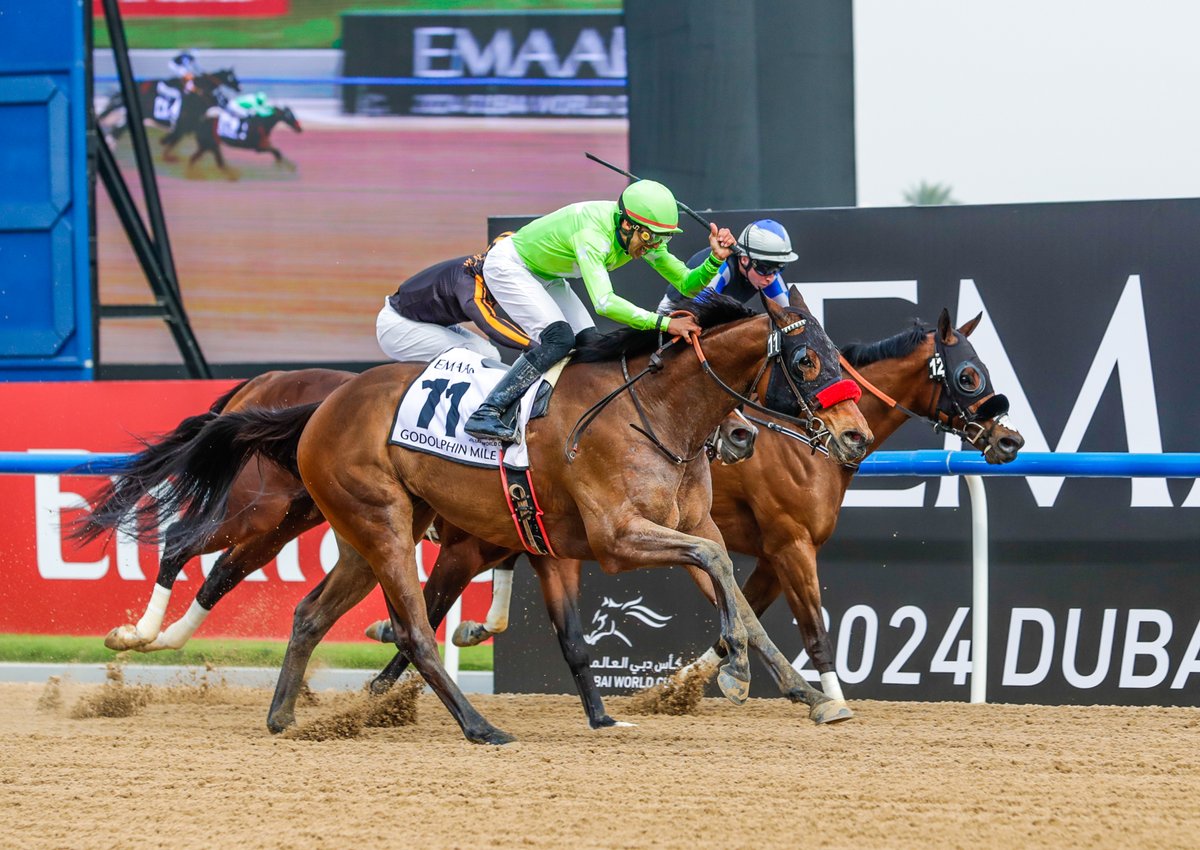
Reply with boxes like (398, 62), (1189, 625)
(0, 1), (92, 380)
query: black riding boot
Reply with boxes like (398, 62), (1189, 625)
(464, 354), (544, 443)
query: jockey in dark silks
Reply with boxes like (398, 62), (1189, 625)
(658, 219), (799, 314)
(376, 239), (532, 363)
(461, 180), (737, 443)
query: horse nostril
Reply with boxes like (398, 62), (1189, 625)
(731, 428), (752, 447)
(999, 435), (1023, 454)
(843, 430), (867, 447)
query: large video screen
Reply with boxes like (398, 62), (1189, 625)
(93, 2), (627, 366)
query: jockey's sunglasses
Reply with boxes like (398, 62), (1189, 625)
(749, 259), (785, 277)
(635, 226), (670, 248)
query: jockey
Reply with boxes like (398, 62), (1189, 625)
(658, 219), (799, 313)
(462, 179), (736, 443)
(377, 240), (531, 363)
(230, 91), (273, 119)
(168, 49), (202, 78)
(168, 50), (202, 93)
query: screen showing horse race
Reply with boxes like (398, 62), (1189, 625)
(92, 1), (627, 367)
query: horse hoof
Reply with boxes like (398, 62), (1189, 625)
(717, 665), (750, 706)
(364, 620), (393, 643)
(104, 624), (152, 651)
(266, 714), (294, 734)
(451, 621), (490, 648)
(591, 716), (636, 729)
(471, 728), (516, 745)
(810, 699), (854, 725)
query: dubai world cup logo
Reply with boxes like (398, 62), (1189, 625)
(583, 596), (672, 647)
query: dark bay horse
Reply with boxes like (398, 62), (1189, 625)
(75, 368), (354, 651)
(122, 291), (871, 743)
(189, 105), (303, 178)
(98, 69), (241, 163)
(368, 308), (1024, 725)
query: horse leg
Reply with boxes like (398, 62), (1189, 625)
(590, 515), (751, 705)
(139, 521), (301, 651)
(671, 549), (842, 723)
(673, 557), (782, 677)
(769, 542), (851, 714)
(451, 558), (516, 647)
(212, 145), (239, 181)
(336, 492), (512, 744)
(529, 555), (626, 729)
(161, 131), (180, 162)
(104, 522), (195, 650)
(267, 532), (379, 733)
(369, 530), (515, 693)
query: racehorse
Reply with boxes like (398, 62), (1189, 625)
(365, 307), (1024, 725)
(77, 374), (756, 655)
(109, 291), (871, 743)
(97, 69), (241, 162)
(189, 105), (304, 178)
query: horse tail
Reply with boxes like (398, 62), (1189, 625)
(146, 402), (321, 559)
(71, 381), (253, 546)
(209, 378), (251, 414)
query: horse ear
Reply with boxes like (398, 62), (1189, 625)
(958, 312), (983, 337)
(787, 284), (809, 311)
(937, 308), (955, 344)
(764, 295), (789, 327)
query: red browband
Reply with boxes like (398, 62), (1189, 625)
(815, 378), (862, 409)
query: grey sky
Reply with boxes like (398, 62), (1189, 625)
(853, 0), (1200, 206)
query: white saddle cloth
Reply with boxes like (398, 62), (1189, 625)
(389, 348), (561, 470)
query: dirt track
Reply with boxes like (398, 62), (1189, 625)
(2, 679), (1197, 849)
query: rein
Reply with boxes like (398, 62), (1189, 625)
(565, 314), (837, 464)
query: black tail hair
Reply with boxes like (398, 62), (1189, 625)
(71, 380), (252, 546)
(73, 402), (319, 562)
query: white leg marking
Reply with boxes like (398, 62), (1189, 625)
(483, 570), (513, 634)
(142, 601), (209, 651)
(820, 671), (846, 702)
(133, 583), (172, 641)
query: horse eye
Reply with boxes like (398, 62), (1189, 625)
(957, 368), (980, 391)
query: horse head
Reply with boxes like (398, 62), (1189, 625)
(928, 308), (1023, 463)
(278, 108), (302, 132)
(760, 287), (873, 465)
(210, 68), (241, 92)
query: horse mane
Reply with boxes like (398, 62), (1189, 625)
(840, 322), (931, 368)
(571, 291), (756, 363)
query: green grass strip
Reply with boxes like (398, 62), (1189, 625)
(0, 633), (492, 671)
(94, 0), (620, 50)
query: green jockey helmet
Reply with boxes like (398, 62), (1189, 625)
(618, 180), (683, 235)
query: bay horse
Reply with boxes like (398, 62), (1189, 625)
(121, 291), (871, 743)
(189, 105), (304, 179)
(367, 307), (1024, 726)
(97, 69), (241, 163)
(77, 375), (755, 655)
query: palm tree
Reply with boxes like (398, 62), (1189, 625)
(902, 180), (961, 206)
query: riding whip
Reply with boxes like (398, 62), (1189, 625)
(584, 152), (718, 232)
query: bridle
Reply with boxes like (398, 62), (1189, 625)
(565, 311), (860, 464)
(837, 331), (1009, 453)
